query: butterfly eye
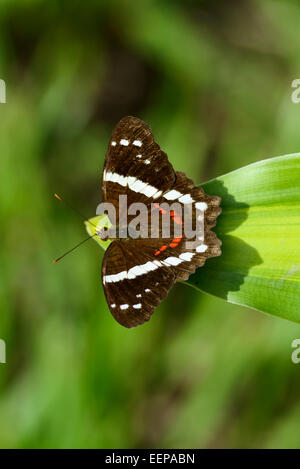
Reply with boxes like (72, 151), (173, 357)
(97, 227), (109, 240)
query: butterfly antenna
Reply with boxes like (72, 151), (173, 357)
(54, 193), (97, 229)
(53, 233), (97, 264)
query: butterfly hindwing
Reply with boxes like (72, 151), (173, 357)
(102, 116), (176, 219)
(102, 224), (221, 328)
(102, 240), (175, 328)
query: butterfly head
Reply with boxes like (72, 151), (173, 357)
(97, 226), (109, 241)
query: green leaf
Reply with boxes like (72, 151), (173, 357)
(188, 153), (300, 323)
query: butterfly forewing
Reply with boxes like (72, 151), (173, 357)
(102, 116), (176, 220)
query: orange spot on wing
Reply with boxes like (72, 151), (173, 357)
(153, 205), (184, 255)
(173, 216), (183, 225)
(154, 203), (168, 214)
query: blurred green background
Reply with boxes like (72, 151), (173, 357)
(1, 0), (300, 449)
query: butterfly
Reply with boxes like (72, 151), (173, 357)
(96, 116), (221, 328)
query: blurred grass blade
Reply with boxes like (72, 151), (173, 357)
(187, 153), (300, 323)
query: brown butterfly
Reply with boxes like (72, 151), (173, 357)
(95, 116), (222, 328)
